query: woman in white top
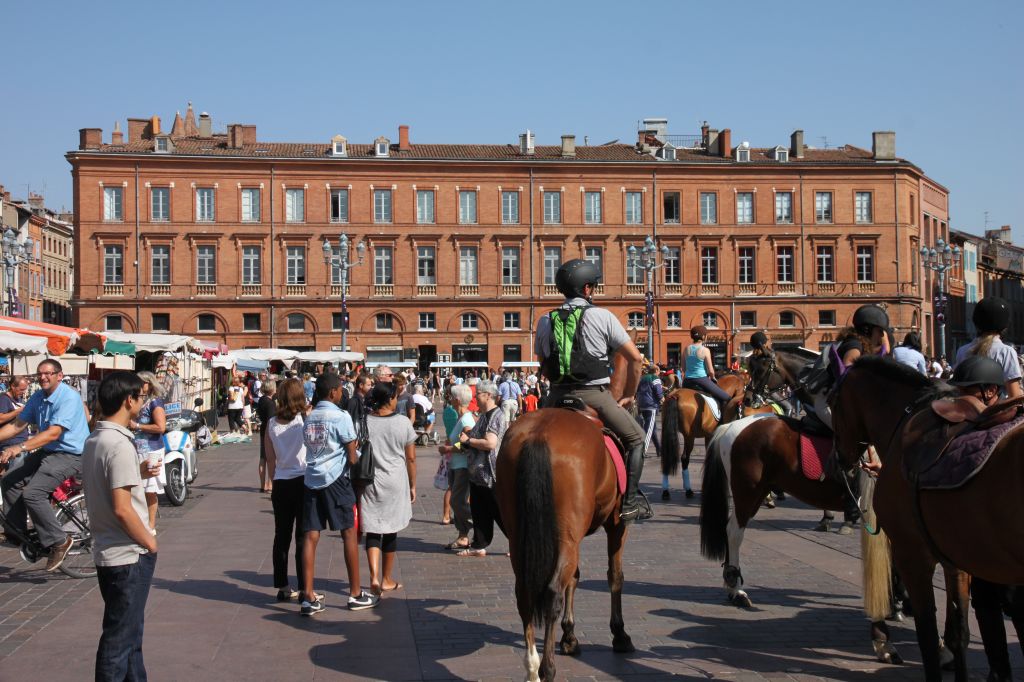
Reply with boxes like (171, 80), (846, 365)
(227, 377), (245, 433)
(264, 379), (310, 602)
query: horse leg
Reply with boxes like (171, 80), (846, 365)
(519, 585), (542, 682)
(938, 568), (970, 682)
(895, 557), (944, 682)
(559, 565), (581, 656)
(606, 520), (634, 653)
(538, 601), (561, 682)
(724, 515), (751, 608)
(870, 620), (903, 665)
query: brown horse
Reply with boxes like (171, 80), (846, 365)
(494, 408), (633, 682)
(831, 356), (1024, 681)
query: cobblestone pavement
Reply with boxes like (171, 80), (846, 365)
(1, 433), (1020, 680)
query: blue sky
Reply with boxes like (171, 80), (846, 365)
(2, 0), (1021, 241)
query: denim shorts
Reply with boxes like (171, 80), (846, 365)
(302, 475), (356, 532)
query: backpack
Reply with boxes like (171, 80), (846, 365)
(542, 304), (609, 384)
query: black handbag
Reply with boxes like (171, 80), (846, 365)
(350, 412), (375, 484)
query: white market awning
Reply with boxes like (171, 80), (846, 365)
(232, 349), (301, 362)
(500, 361), (540, 368)
(430, 361), (490, 369)
(0, 330), (49, 355)
(103, 331), (203, 354)
(364, 360), (417, 368)
(295, 351), (365, 364)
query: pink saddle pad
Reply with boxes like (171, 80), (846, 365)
(799, 432), (831, 481)
(603, 435), (627, 495)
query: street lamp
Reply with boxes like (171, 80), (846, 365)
(627, 235), (671, 362)
(920, 237), (960, 360)
(2, 228), (34, 317)
(322, 233), (366, 353)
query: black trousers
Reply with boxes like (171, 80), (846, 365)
(469, 483), (504, 550)
(270, 476), (305, 589)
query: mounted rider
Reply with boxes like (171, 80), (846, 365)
(535, 259), (649, 522)
(682, 325), (732, 412)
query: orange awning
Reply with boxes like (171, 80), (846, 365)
(0, 316), (105, 356)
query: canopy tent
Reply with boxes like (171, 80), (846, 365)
(364, 360), (417, 369)
(500, 361), (540, 369)
(103, 332), (203, 355)
(0, 330), (49, 355)
(429, 361), (489, 369)
(235, 358), (270, 372)
(211, 354), (235, 370)
(231, 348), (301, 362)
(0, 316), (106, 355)
(296, 351), (365, 364)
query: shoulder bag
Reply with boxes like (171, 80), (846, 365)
(466, 408), (497, 488)
(350, 412), (375, 484)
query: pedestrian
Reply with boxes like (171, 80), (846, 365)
(454, 380), (507, 557)
(226, 377), (245, 433)
(523, 387), (539, 414)
(636, 362), (664, 459)
(300, 373), (376, 614)
(928, 356), (943, 379)
(359, 381), (417, 595)
(344, 372), (373, 425)
(372, 365), (394, 384)
(410, 383), (436, 441)
(0, 376), (30, 447)
(264, 378), (308, 603)
(497, 370), (523, 424)
(892, 332), (928, 375)
(80, 371), (160, 682)
(130, 371), (169, 531)
(256, 380), (277, 493)
(302, 373), (315, 405)
(439, 384), (475, 551)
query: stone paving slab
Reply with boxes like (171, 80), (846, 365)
(1, 434), (1020, 680)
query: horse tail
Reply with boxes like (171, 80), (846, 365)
(699, 433), (730, 561)
(516, 438), (560, 627)
(661, 393), (681, 476)
(862, 527), (892, 622)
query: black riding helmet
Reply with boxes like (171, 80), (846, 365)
(950, 355), (1005, 388)
(555, 259), (602, 299)
(972, 297), (1010, 334)
(750, 331), (769, 349)
(852, 305), (890, 335)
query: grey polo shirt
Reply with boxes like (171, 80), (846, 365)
(534, 298), (630, 386)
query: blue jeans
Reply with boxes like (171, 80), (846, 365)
(96, 552), (157, 682)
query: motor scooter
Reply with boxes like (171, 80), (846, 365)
(162, 398), (204, 506)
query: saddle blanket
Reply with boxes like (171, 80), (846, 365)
(699, 393), (721, 421)
(799, 432), (832, 481)
(917, 415), (1024, 490)
(603, 435), (627, 495)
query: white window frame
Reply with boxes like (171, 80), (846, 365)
(856, 245), (875, 282)
(738, 246), (756, 284)
(151, 187), (170, 222)
(736, 148), (750, 162)
(818, 310), (836, 327)
(460, 312), (479, 330)
(701, 246), (718, 284)
(197, 314), (217, 333)
(330, 188), (348, 223)
(241, 188), (261, 222)
(625, 191), (642, 225)
(103, 187), (123, 221)
(196, 187), (215, 222)
(543, 191), (561, 224)
(418, 312), (436, 331)
(374, 246), (393, 285)
(501, 191), (519, 224)
(776, 245), (794, 283)
(242, 313), (260, 331)
(416, 190), (435, 224)
(417, 246), (436, 285)
(663, 192), (681, 224)
(627, 312), (645, 329)
(285, 188), (305, 223)
(816, 245), (835, 282)
(855, 191), (873, 224)
(242, 245), (261, 285)
(703, 311), (719, 328)
(699, 192), (717, 225)
(376, 312), (394, 331)
(779, 311), (796, 328)
(459, 246), (478, 285)
(740, 311), (757, 327)
(286, 313), (305, 332)
(775, 191), (793, 224)
(815, 191), (833, 224)
(104, 245), (123, 284)
(504, 311), (521, 330)
(459, 190), (478, 224)
(584, 246), (603, 279)
(286, 246), (306, 284)
(584, 191), (602, 224)
(543, 246), (561, 285)
(664, 247), (681, 284)
(374, 189), (393, 223)
(196, 245), (216, 284)
(666, 311), (681, 328)
(501, 247), (520, 285)
(736, 192), (754, 224)
(150, 245), (170, 284)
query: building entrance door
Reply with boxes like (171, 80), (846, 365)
(503, 344), (521, 364)
(418, 345), (437, 373)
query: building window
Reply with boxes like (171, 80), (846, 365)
(104, 245), (123, 284)
(776, 246), (794, 283)
(417, 246), (436, 285)
(736, 192), (754, 224)
(243, 313), (261, 331)
(816, 245), (834, 282)
(779, 311), (796, 328)
(666, 311), (681, 328)
(196, 188), (215, 222)
(241, 188), (261, 222)
(855, 192), (873, 224)
(285, 188), (304, 222)
(419, 312), (436, 330)
(374, 189), (392, 223)
(501, 247), (520, 285)
(459, 190), (477, 224)
(376, 313), (394, 331)
(196, 246), (216, 284)
(626, 255), (642, 285)
(461, 312), (479, 330)
(151, 245), (170, 284)
(543, 247), (561, 285)
(286, 246), (306, 284)
(703, 311), (719, 328)
(627, 312), (645, 329)
(818, 310), (836, 326)
(151, 187), (169, 222)
(502, 191), (519, 224)
(663, 192), (680, 224)
(740, 311), (757, 327)
(856, 245), (875, 282)
(197, 314), (216, 332)
(738, 246), (756, 284)
(967, 283), (978, 303)
(624, 191), (642, 224)
(701, 246), (718, 284)
(504, 311), (521, 329)
(736, 147), (751, 162)
(415, 190), (435, 224)
(103, 187), (123, 221)
(459, 246), (478, 285)
(584, 191), (602, 224)
(331, 312), (345, 331)
(374, 246), (393, 285)
(584, 246), (603, 279)
(815, 191), (833, 223)
(664, 247), (680, 284)
(775, 148), (789, 162)
(700, 192), (717, 224)
(151, 313), (170, 332)
(775, 191), (793, 223)
(286, 313), (305, 332)
(105, 314), (123, 331)
(242, 246), (261, 285)
(330, 189), (348, 223)
(543, 191), (561, 224)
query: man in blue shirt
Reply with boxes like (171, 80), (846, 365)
(0, 359), (91, 572)
(497, 371), (523, 424)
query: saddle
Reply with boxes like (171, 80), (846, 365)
(780, 415), (834, 480)
(553, 396), (627, 495)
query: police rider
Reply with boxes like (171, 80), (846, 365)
(535, 259), (649, 522)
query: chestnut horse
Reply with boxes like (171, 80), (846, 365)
(830, 356), (1024, 682)
(494, 408), (633, 682)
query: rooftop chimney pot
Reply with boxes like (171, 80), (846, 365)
(398, 125), (410, 151)
(791, 129), (805, 158)
(561, 134), (576, 158)
(720, 128), (732, 158)
(199, 113), (212, 138)
(79, 128), (103, 150)
(127, 118), (149, 143)
(519, 130), (535, 155)
(111, 120), (124, 145)
(872, 131), (896, 160)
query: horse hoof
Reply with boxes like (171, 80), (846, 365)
(685, 489), (695, 499)
(730, 593), (753, 608)
(559, 639), (581, 657)
(814, 521), (831, 532)
(661, 490), (670, 501)
(612, 636), (635, 653)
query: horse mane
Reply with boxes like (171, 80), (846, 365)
(851, 354), (953, 402)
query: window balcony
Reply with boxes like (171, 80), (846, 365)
(778, 282), (796, 294)
(737, 283), (756, 296)
(663, 283), (682, 296)
(543, 284), (560, 296)
(593, 283), (605, 296)
(103, 284), (124, 297)
(241, 284), (262, 296)
(416, 284), (436, 297)
(502, 284), (521, 297)
(150, 284), (170, 296)
(196, 284), (217, 296)
(374, 284), (394, 297)
(285, 284), (306, 297)
(459, 284), (479, 297)
(626, 284), (644, 296)
(857, 282), (876, 294)
(330, 284), (350, 297)
(700, 283), (719, 296)
(817, 282), (836, 294)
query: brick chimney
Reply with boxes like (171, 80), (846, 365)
(111, 120), (124, 145)
(701, 121), (710, 146)
(227, 124), (243, 149)
(872, 131), (896, 160)
(151, 115), (161, 136)
(398, 125), (410, 151)
(720, 128), (732, 158)
(199, 112), (212, 138)
(28, 193), (45, 212)
(79, 128), (103, 150)
(561, 134), (576, 158)
(127, 118), (149, 143)
(790, 129), (804, 158)
(519, 130), (535, 155)
(241, 125), (256, 145)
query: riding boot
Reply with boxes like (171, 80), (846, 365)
(620, 442), (650, 523)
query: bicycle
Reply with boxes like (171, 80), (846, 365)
(1, 472), (96, 579)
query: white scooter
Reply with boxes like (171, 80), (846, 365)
(162, 399), (204, 506)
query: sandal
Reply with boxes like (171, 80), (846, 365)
(444, 540), (471, 551)
(455, 548), (486, 558)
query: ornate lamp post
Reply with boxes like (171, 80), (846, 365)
(322, 233), (365, 352)
(920, 237), (960, 359)
(2, 228), (34, 317)
(627, 235), (671, 362)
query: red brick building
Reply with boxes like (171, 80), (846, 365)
(68, 108), (949, 368)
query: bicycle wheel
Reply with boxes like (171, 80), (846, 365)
(55, 493), (97, 579)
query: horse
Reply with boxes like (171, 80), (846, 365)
(494, 408), (633, 682)
(831, 355), (1024, 681)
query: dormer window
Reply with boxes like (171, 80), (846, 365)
(154, 136), (173, 154)
(735, 144), (751, 162)
(331, 135), (347, 157)
(773, 146), (789, 162)
(656, 146), (676, 161)
(375, 136), (390, 158)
